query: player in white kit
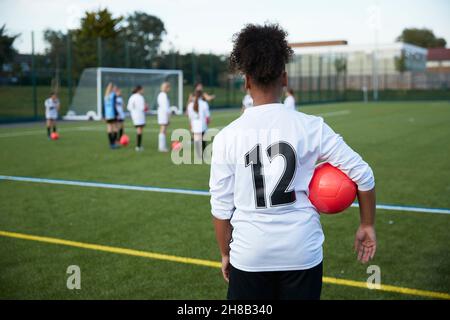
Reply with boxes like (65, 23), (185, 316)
(44, 92), (60, 139)
(127, 85), (147, 151)
(187, 90), (210, 159)
(209, 24), (376, 300)
(241, 89), (253, 111)
(284, 88), (296, 110)
(157, 82), (171, 152)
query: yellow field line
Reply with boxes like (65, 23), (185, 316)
(0, 230), (449, 300)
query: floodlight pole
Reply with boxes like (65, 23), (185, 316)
(178, 70), (183, 115)
(372, 30), (379, 102)
(66, 32), (73, 105)
(31, 31), (37, 119)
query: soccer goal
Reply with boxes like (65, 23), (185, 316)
(64, 67), (183, 120)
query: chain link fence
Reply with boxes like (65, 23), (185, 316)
(1, 31), (449, 123)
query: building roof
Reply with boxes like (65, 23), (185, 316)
(427, 48), (450, 61)
(291, 42), (427, 55)
(289, 40), (347, 48)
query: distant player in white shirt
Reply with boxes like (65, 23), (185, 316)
(241, 89), (253, 111)
(44, 92), (60, 139)
(187, 82), (216, 104)
(187, 90), (210, 159)
(157, 82), (171, 152)
(210, 24), (376, 300)
(284, 88), (296, 110)
(127, 85), (147, 151)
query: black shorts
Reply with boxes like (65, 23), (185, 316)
(105, 119), (116, 124)
(134, 124), (145, 128)
(227, 262), (322, 300)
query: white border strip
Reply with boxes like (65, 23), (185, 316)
(0, 175), (449, 215)
(0, 175), (209, 196)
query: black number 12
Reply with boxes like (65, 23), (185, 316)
(245, 141), (297, 209)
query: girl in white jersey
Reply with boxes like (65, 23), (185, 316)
(157, 82), (171, 152)
(241, 89), (253, 112)
(187, 90), (210, 159)
(284, 88), (296, 110)
(210, 24), (376, 300)
(127, 85), (147, 151)
(44, 92), (60, 139)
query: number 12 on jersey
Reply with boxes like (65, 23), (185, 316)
(245, 141), (297, 209)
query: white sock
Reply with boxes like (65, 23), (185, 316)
(158, 133), (166, 151)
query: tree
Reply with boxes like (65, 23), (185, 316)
(73, 8), (123, 72)
(121, 12), (166, 67)
(0, 24), (19, 68)
(394, 52), (407, 73)
(44, 30), (67, 71)
(396, 28), (446, 48)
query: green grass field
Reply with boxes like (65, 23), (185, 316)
(0, 101), (449, 299)
(0, 85), (244, 120)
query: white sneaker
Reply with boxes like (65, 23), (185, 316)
(158, 148), (169, 153)
(135, 146), (144, 152)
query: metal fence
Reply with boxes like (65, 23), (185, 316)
(1, 31), (449, 123)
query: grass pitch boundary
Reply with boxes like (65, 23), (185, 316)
(1, 174), (449, 215)
(0, 229), (449, 300)
(0, 109), (351, 138)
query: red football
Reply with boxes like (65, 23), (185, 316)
(50, 132), (59, 140)
(308, 163), (357, 214)
(119, 134), (129, 146)
(171, 141), (182, 151)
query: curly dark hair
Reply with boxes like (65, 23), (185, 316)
(230, 23), (293, 87)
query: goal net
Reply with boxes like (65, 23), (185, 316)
(64, 67), (183, 120)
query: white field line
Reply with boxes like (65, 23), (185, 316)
(316, 110), (351, 117)
(0, 175), (449, 215)
(0, 109), (350, 138)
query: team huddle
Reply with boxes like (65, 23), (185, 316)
(44, 81), (297, 155)
(103, 82), (172, 152)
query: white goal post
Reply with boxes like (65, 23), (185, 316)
(64, 67), (183, 120)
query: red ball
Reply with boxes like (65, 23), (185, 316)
(50, 132), (59, 140)
(119, 134), (129, 146)
(308, 163), (357, 214)
(171, 141), (182, 151)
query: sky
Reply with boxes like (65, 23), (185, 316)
(1, 0), (449, 54)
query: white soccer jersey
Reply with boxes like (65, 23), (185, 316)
(116, 96), (125, 120)
(284, 95), (296, 110)
(157, 91), (170, 125)
(242, 94), (253, 109)
(45, 98), (59, 119)
(209, 103), (374, 272)
(127, 93), (146, 126)
(187, 99), (210, 133)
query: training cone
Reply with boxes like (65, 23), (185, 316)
(50, 132), (59, 140)
(308, 163), (357, 214)
(119, 134), (130, 146)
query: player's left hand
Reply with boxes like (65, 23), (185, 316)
(221, 255), (230, 282)
(354, 224), (377, 263)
